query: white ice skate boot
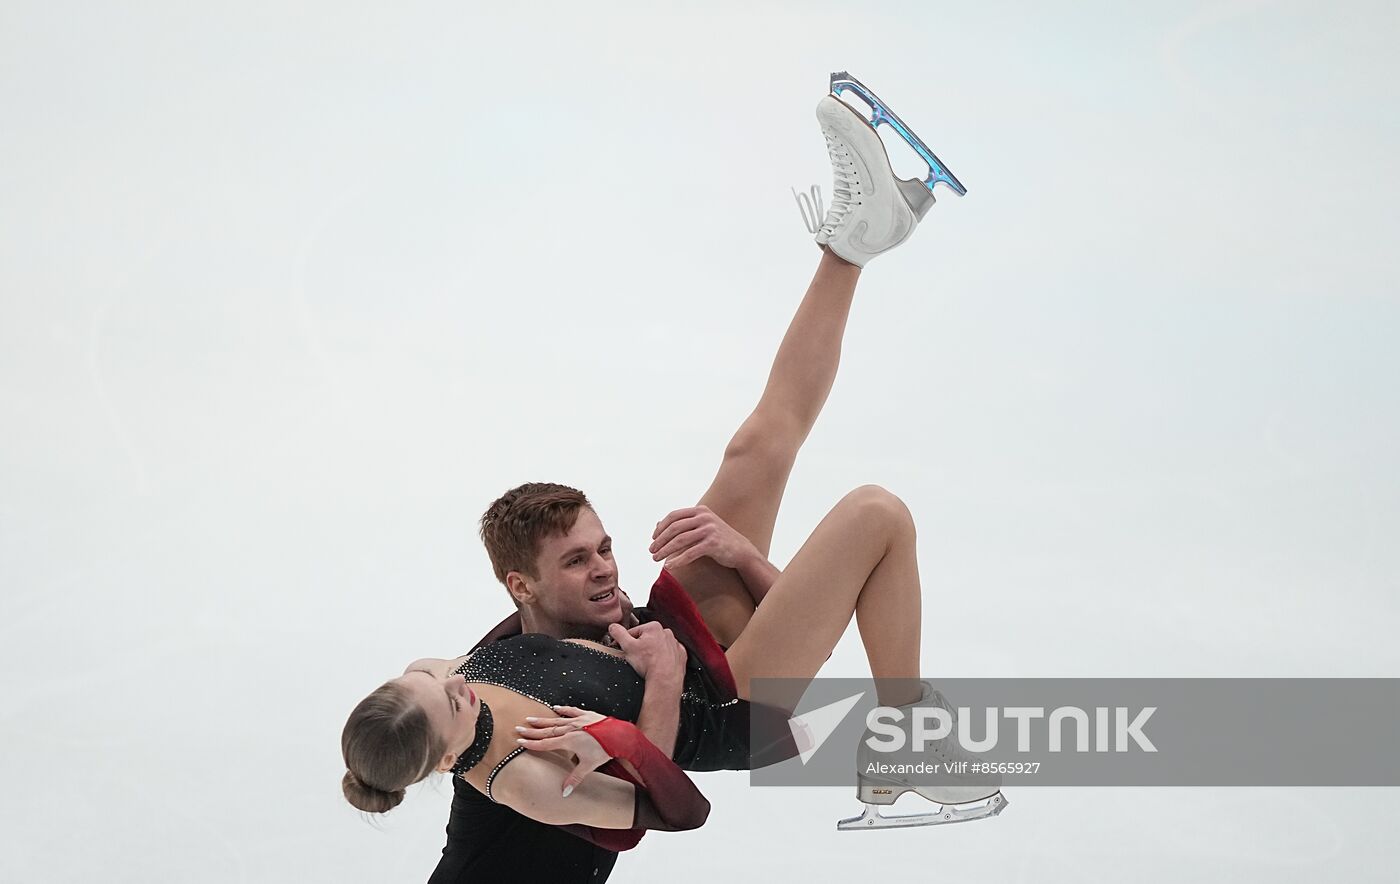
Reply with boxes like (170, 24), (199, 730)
(838, 681), (1008, 830)
(796, 72), (966, 268)
(810, 94), (928, 268)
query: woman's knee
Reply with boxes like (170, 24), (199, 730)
(839, 484), (916, 538)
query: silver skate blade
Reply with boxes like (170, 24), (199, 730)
(836, 792), (1007, 831)
(829, 70), (967, 198)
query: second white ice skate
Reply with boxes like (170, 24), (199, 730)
(838, 682), (1009, 831)
(837, 785), (1008, 831)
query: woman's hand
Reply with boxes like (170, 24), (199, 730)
(516, 705), (612, 797)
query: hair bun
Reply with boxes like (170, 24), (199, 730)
(342, 769), (405, 813)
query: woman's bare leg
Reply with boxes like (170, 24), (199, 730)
(669, 248), (861, 647)
(724, 485), (925, 707)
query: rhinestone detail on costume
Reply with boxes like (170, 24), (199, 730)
(453, 629), (749, 791)
(453, 635), (647, 724)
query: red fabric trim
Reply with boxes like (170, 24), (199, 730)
(566, 719), (714, 852)
(567, 820), (644, 852)
(643, 568), (738, 700)
(582, 717), (709, 836)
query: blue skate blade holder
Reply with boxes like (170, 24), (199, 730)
(830, 71), (967, 198)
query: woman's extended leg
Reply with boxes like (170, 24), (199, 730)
(667, 248), (861, 647)
(724, 485), (925, 707)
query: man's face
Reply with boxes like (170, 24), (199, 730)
(515, 507), (625, 632)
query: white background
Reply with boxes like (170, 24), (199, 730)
(3, 1), (1397, 881)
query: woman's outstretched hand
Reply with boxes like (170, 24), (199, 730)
(516, 705), (612, 797)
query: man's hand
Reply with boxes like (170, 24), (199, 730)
(649, 505), (759, 571)
(607, 622), (687, 683)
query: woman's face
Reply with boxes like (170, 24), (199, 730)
(397, 668), (481, 769)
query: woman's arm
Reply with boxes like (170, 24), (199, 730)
(494, 712), (710, 851)
(491, 750), (636, 829)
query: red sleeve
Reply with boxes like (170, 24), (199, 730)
(561, 819), (643, 852)
(560, 718), (711, 852)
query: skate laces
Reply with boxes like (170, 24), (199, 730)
(792, 132), (858, 237)
(791, 184), (823, 234)
(817, 133), (859, 236)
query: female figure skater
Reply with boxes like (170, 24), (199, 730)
(341, 81), (999, 871)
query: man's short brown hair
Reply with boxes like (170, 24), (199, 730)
(479, 482), (593, 585)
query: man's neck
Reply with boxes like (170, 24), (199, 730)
(519, 608), (606, 641)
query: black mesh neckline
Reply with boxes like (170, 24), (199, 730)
(449, 700), (493, 775)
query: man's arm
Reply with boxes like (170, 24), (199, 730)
(634, 658), (683, 759)
(607, 622), (687, 759)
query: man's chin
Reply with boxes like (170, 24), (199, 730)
(593, 605), (626, 627)
(585, 601), (626, 630)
